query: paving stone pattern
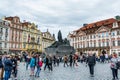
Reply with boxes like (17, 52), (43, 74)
(13, 62), (120, 80)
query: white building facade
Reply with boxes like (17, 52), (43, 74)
(68, 18), (120, 55)
(0, 19), (9, 54)
(42, 30), (55, 53)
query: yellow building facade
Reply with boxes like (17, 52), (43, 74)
(22, 22), (42, 54)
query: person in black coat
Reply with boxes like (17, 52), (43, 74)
(86, 53), (96, 77)
(4, 55), (13, 80)
(44, 55), (50, 71)
(69, 54), (73, 67)
(11, 56), (18, 78)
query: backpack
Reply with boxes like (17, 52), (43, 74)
(38, 61), (43, 67)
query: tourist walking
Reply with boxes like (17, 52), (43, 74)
(4, 55), (13, 80)
(73, 54), (78, 67)
(44, 55), (50, 71)
(48, 56), (53, 71)
(110, 53), (119, 80)
(29, 55), (36, 76)
(86, 53), (96, 77)
(56, 56), (60, 66)
(11, 55), (18, 79)
(26, 55), (30, 70)
(63, 55), (68, 67)
(53, 55), (56, 66)
(69, 54), (73, 67)
(35, 57), (43, 77)
(105, 53), (109, 63)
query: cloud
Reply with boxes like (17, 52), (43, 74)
(0, 0), (120, 38)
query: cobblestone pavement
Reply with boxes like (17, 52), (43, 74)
(13, 62), (120, 80)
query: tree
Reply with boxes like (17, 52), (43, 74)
(58, 30), (63, 42)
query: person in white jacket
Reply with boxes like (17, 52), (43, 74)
(110, 53), (118, 80)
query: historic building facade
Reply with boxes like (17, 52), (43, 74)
(0, 19), (9, 54)
(3, 16), (23, 54)
(22, 22), (42, 54)
(42, 30), (55, 53)
(68, 18), (120, 55)
(0, 16), (55, 54)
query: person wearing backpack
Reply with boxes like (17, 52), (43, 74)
(35, 57), (43, 77)
(30, 55), (36, 76)
(110, 53), (119, 80)
(86, 53), (96, 77)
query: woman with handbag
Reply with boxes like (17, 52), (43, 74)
(110, 53), (118, 80)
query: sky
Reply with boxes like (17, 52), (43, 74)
(0, 0), (120, 39)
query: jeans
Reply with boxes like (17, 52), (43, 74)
(64, 61), (68, 67)
(35, 66), (41, 77)
(4, 70), (11, 80)
(88, 64), (94, 75)
(26, 62), (29, 70)
(44, 64), (50, 71)
(111, 68), (118, 79)
(13, 67), (17, 77)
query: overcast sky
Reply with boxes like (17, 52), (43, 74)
(0, 0), (120, 39)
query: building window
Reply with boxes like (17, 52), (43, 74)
(90, 35), (92, 39)
(102, 42), (105, 47)
(0, 36), (2, 40)
(94, 42), (96, 47)
(6, 29), (8, 33)
(117, 31), (120, 35)
(83, 37), (85, 40)
(87, 42), (89, 47)
(118, 40), (120, 46)
(4, 43), (7, 48)
(0, 43), (2, 48)
(99, 42), (101, 47)
(5, 36), (7, 41)
(18, 44), (20, 48)
(98, 33), (101, 38)
(94, 35), (96, 39)
(107, 41), (109, 46)
(90, 42), (92, 47)
(11, 44), (13, 48)
(111, 31), (115, 36)
(106, 32), (109, 37)
(102, 33), (104, 37)
(0, 28), (3, 33)
(112, 41), (115, 46)
(87, 36), (89, 39)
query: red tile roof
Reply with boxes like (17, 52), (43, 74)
(75, 18), (116, 32)
(22, 22), (31, 26)
(5, 17), (13, 21)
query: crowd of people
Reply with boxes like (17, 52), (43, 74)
(0, 52), (120, 80)
(0, 52), (20, 80)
